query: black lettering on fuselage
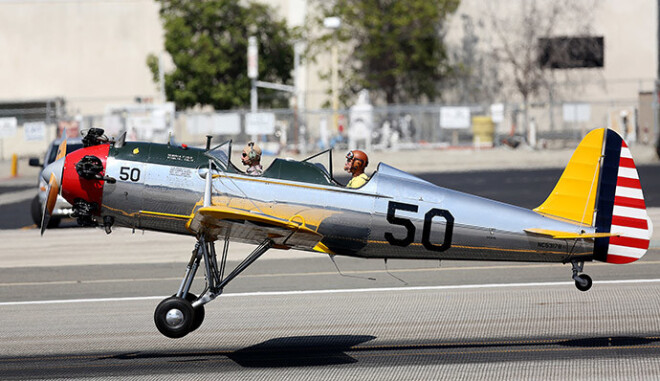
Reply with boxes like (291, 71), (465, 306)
(384, 201), (454, 252)
(537, 242), (563, 249)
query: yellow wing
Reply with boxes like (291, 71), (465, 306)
(186, 204), (328, 251)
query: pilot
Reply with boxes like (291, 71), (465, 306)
(241, 141), (263, 175)
(345, 150), (370, 188)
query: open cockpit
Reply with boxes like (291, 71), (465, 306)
(204, 140), (344, 187)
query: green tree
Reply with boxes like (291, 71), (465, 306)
(309, 0), (459, 105)
(148, 0), (295, 110)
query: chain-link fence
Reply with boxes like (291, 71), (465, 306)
(159, 97), (655, 154)
(0, 96), (657, 161)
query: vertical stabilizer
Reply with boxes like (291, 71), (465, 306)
(534, 128), (604, 226)
(534, 128), (652, 264)
(592, 130), (652, 263)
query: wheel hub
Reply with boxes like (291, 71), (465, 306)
(165, 308), (184, 327)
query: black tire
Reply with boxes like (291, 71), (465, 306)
(31, 195), (61, 228)
(173, 293), (205, 333)
(154, 297), (194, 339)
(575, 274), (593, 292)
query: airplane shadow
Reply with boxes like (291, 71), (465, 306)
(559, 336), (658, 347)
(227, 334), (376, 367)
(104, 334), (375, 368)
(103, 333), (660, 369)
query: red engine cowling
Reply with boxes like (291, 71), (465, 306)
(61, 144), (110, 215)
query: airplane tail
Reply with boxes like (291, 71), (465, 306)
(534, 128), (652, 264)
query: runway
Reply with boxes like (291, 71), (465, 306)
(2, 231), (660, 379)
(1, 163), (659, 379)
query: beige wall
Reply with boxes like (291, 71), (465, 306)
(444, 0), (657, 103)
(0, 0), (164, 115)
(0, 0), (656, 115)
(596, 0), (655, 82)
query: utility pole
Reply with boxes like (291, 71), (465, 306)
(246, 35), (298, 147)
(248, 36), (258, 113)
(324, 17), (341, 133)
(159, 52), (166, 103)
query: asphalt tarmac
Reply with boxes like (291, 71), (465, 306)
(2, 248), (660, 379)
(1, 164), (659, 379)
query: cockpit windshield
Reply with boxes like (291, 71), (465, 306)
(203, 142), (343, 186)
(204, 140), (232, 171)
(301, 148), (336, 183)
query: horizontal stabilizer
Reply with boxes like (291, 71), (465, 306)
(525, 228), (618, 240)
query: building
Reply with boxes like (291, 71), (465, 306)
(0, 0), (657, 156)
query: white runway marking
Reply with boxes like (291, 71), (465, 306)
(2, 278), (660, 306)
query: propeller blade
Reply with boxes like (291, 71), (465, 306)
(40, 173), (59, 236)
(40, 153), (66, 235)
(55, 139), (67, 161)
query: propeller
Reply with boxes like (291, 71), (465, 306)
(40, 140), (67, 235)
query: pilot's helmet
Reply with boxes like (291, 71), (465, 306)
(242, 142), (262, 163)
(346, 149), (368, 171)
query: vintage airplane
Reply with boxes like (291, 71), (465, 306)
(39, 127), (652, 338)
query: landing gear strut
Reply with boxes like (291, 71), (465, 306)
(571, 261), (592, 292)
(154, 235), (273, 338)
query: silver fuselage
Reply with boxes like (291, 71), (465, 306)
(102, 151), (594, 262)
(100, 152), (594, 263)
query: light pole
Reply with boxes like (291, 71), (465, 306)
(324, 17), (341, 133)
(247, 35), (297, 145)
(159, 52), (166, 103)
(247, 36), (258, 113)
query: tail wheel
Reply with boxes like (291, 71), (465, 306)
(574, 274), (593, 292)
(154, 297), (194, 339)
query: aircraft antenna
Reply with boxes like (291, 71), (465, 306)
(384, 258), (408, 285)
(328, 255), (376, 281)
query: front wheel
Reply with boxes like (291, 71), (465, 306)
(174, 293), (205, 333)
(575, 274), (593, 292)
(154, 297), (195, 339)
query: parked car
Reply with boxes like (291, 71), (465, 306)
(29, 137), (84, 227)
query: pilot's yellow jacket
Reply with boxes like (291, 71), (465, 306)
(347, 173), (370, 188)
